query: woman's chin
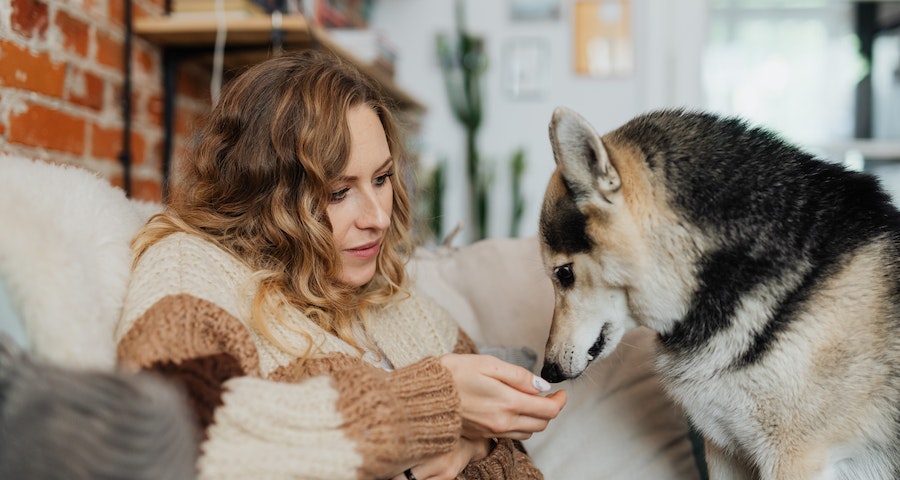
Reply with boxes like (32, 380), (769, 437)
(337, 265), (377, 288)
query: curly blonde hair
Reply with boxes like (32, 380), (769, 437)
(133, 50), (413, 355)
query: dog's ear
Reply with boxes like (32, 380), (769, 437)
(549, 106), (620, 205)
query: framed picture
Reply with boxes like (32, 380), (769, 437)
(510, 0), (561, 21)
(503, 37), (551, 99)
(573, 0), (634, 77)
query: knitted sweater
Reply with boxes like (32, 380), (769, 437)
(115, 232), (542, 480)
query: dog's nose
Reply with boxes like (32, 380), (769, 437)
(540, 362), (566, 383)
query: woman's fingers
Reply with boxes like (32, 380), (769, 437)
(492, 390), (568, 438)
(441, 353), (568, 438)
(512, 388), (568, 420)
(478, 354), (552, 394)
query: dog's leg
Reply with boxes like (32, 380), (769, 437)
(705, 441), (755, 480)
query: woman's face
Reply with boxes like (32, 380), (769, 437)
(326, 104), (394, 287)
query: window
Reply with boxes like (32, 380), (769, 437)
(703, 0), (865, 148)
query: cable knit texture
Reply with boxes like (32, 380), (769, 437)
(116, 232), (542, 479)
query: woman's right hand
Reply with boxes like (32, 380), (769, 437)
(389, 436), (491, 480)
(439, 353), (567, 440)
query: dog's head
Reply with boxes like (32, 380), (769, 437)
(538, 107), (702, 383)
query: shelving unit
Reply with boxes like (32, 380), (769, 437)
(132, 12), (425, 195)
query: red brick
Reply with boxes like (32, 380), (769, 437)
(96, 30), (124, 70)
(132, 1), (156, 20)
(108, 173), (125, 191)
(83, 0), (104, 16)
(145, 93), (163, 127)
(131, 176), (162, 202)
(11, 0), (49, 40)
(68, 67), (105, 111)
(130, 131), (147, 166)
(92, 123), (148, 166)
(55, 10), (90, 57)
(9, 102), (86, 155)
(150, 137), (163, 166)
(134, 42), (156, 77)
(91, 123), (122, 160)
(108, 0), (124, 28)
(0, 39), (66, 97)
(110, 81), (156, 123)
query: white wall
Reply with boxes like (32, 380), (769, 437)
(370, 0), (708, 243)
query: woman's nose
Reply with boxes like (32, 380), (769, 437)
(357, 190), (391, 230)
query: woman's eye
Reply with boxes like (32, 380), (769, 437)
(331, 188), (349, 202)
(374, 172), (394, 186)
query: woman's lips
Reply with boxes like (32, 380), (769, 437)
(345, 241), (380, 259)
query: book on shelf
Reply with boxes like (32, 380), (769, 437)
(300, 0), (370, 28)
(171, 0), (265, 15)
(170, 0), (303, 15)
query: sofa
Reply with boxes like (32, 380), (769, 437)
(0, 154), (701, 479)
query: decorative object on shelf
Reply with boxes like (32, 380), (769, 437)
(301, 0), (371, 28)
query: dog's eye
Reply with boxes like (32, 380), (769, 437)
(553, 264), (575, 288)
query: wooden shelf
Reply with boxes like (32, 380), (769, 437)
(134, 14), (313, 46)
(133, 14), (425, 112)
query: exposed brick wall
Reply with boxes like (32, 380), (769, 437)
(0, 0), (212, 202)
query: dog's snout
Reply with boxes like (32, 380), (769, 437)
(540, 362), (566, 384)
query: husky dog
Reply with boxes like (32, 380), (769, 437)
(538, 107), (900, 479)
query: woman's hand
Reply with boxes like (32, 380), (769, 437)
(439, 353), (567, 440)
(390, 437), (491, 480)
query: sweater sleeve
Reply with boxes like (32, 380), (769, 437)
(196, 357), (462, 480)
(116, 235), (463, 479)
(459, 438), (543, 480)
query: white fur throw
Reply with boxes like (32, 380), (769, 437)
(0, 156), (154, 369)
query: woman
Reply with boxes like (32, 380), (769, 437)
(116, 50), (566, 480)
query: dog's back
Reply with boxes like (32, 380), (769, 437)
(614, 111), (900, 349)
(540, 108), (900, 478)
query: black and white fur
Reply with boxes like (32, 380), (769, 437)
(538, 107), (900, 479)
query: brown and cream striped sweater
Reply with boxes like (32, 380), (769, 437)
(115, 232), (542, 480)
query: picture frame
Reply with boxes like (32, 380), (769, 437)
(573, 0), (634, 77)
(510, 0), (561, 21)
(502, 37), (551, 100)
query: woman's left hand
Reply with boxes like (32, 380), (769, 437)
(389, 436), (491, 480)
